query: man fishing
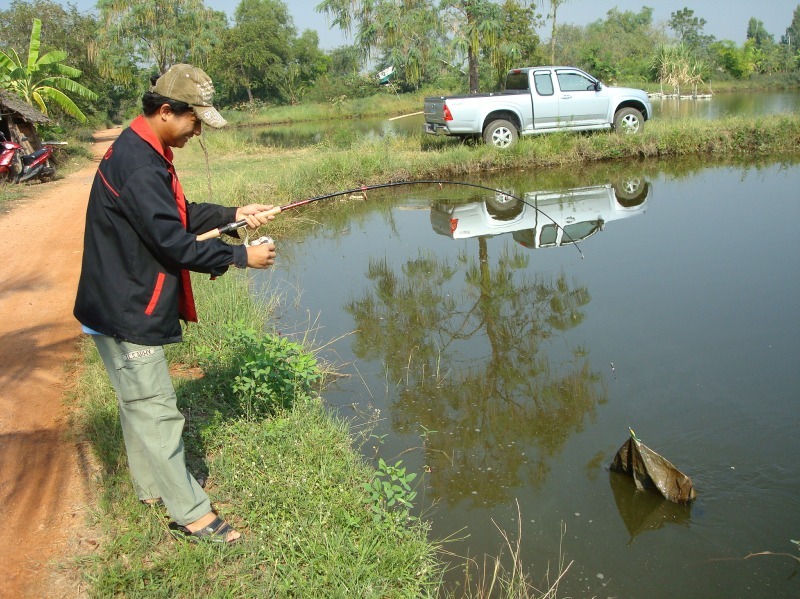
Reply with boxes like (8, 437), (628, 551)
(74, 64), (275, 543)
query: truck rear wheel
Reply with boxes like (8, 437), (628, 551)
(483, 120), (518, 148)
(613, 107), (644, 134)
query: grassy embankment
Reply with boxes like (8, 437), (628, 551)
(66, 110), (800, 598)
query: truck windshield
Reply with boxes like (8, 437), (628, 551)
(505, 72), (529, 91)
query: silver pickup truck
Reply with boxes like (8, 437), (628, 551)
(424, 66), (653, 148)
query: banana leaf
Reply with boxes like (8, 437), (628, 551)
(610, 429), (696, 504)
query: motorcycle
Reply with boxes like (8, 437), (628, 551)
(0, 131), (56, 183)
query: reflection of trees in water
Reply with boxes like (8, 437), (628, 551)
(346, 238), (606, 508)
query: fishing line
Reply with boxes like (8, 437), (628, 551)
(198, 179), (585, 259)
(197, 134), (214, 201)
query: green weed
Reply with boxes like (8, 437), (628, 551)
(204, 323), (320, 418)
(364, 458), (419, 524)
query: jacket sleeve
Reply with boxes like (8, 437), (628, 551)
(119, 165), (242, 275)
(185, 201), (239, 236)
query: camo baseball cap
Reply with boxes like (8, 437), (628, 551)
(151, 64), (227, 128)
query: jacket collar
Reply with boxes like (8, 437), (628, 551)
(130, 115), (174, 164)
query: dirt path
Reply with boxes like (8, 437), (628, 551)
(0, 129), (120, 598)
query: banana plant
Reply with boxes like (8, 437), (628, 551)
(0, 18), (98, 123)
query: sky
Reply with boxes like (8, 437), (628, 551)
(18, 1), (800, 49)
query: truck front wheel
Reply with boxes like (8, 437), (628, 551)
(613, 108), (644, 134)
(483, 120), (518, 148)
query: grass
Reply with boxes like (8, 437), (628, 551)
(220, 88), (428, 128)
(58, 108), (800, 598)
(73, 271), (443, 598)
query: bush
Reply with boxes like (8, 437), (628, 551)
(303, 73), (380, 103)
(198, 322), (320, 419)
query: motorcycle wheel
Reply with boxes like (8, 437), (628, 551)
(40, 163), (56, 180)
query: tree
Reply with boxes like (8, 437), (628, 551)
(746, 17), (775, 49)
(441, 0), (504, 93)
(710, 39), (757, 79)
(745, 17), (783, 73)
(549, 22), (584, 67)
(783, 5), (800, 53)
(0, 18), (98, 122)
(97, 0), (223, 75)
(576, 7), (662, 82)
(500, 0), (545, 63)
(668, 7), (715, 52)
(208, 0), (295, 105)
(492, 0), (545, 89)
(782, 5), (800, 70)
(548, 0), (569, 63)
(327, 45), (364, 77)
(317, 0), (441, 89)
(281, 30), (331, 104)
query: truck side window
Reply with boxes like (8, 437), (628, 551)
(534, 73), (554, 96)
(506, 72), (529, 90)
(557, 72), (595, 92)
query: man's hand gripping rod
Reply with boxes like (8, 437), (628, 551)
(196, 205), (284, 241)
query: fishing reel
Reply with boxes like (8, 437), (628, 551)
(247, 235), (274, 246)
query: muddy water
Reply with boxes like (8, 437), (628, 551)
(253, 159), (800, 597)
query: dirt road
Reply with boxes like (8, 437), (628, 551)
(0, 129), (119, 598)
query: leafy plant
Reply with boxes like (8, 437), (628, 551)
(0, 18), (97, 122)
(363, 458), (418, 523)
(218, 324), (320, 418)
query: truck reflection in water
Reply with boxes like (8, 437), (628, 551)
(430, 177), (650, 247)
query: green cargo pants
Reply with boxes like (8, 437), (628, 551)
(92, 335), (211, 526)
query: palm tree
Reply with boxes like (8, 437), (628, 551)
(0, 19), (98, 123)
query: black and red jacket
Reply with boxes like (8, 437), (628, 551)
(74, 116), (247, 346)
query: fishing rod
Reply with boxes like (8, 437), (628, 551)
(197, 179), (585, 258)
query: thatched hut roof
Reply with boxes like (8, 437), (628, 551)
(0, 90), (50, 124)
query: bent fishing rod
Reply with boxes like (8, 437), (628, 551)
(197, 179), (585, 258)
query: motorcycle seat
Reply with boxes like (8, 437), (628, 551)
(22, 149), (48, 165)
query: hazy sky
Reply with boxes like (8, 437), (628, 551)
(23, 1), (800, 49)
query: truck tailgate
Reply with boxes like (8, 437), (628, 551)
(423, 97), (446, 124)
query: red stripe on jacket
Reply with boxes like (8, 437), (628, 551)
(145, 272), (166, 315)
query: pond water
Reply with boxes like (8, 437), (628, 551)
(651, 90), (800, 121)
(253, 158), (800, 597)
(249, 91), (800, 148)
